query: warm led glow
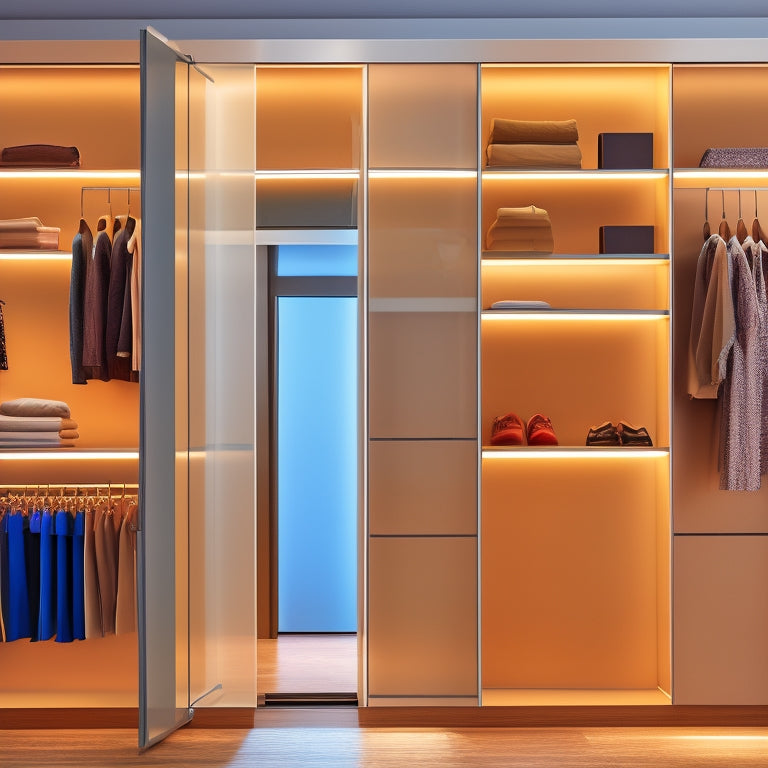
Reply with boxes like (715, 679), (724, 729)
(483, 448), (668, 459)
(0, 451), (139, 461)
(369, 170), (477, 179)
(673, 735), (768, 741)
(0, 170), (140, 180)
(675, 169), (768, 181)
(255, 169), (360, 180)
(482, 257), (669, 267)
(0, 252), (71, 261)
(483, 170), (667, 180)
(482, 311), (668, 321)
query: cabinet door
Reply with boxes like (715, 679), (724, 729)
(138, 27), (204, 750)
(674, 535), (768, 703)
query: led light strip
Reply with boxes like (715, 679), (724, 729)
(483, 449), (668, 459)
(0, 451), (139, 461)
(0, 170), (140, 180)
(483, 171), (668, 181)
(482, 311), (668, 321)
(369, 170), (477, 179)
(482, 258), (669, 267)
(255, 169), (360, 180)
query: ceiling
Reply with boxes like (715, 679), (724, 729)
(1, 0), (767, 18)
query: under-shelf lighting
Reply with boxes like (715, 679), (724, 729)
(483, 448), (668, 459)
(369, 170), (477, 179)
(483, 170), (667, 181)
(0, 252), (72, 261)
(0, 170), (140, 180)
(482, 258), (669, 267)
(482, 311), (668, 321)
(674, 169), (768, 181)
(0, 451), (139, 461)
(254, 169), (360, 180)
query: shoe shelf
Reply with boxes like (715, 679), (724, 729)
(482, 308), (669, 318)
(482, 445), (669, 456)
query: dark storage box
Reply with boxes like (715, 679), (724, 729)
(599, 225), (655, 254)
(598, 132), (653, 169)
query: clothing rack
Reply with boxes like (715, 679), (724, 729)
(80, 185), (141, 217)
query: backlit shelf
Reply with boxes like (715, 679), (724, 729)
(0, 169), (140, 180)
(482, 252), (669, 263)
(674, 168), (768, 187)
(482, 309), (669, 320)
(483, 168), (668, 181)
(0, 450), (139, 461)
(0, 250), (71, 261)
(483, 446), (669, 458)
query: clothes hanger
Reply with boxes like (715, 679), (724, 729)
(718, 189), (731, 241)
(703, 188), (711, 241)
(736, 189), (749, 244)
(752, 190), (768, 244)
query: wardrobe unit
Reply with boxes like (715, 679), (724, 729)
(2, 28), (768, 745)
(0, 64), (141, 709)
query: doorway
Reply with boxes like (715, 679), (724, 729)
(259, 239), (359, 704)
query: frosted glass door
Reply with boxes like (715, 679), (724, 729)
(138, 27), (202, 749)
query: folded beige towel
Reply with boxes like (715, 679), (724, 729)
(0, 414), (63, 432)
(488, 225), (553, 240)
(58, 429), (80, 440)
(495, 205), (551, 226)
(0, 217), (43, 232)
(486, 237), (555, 253)
(489, 118), (579, 145)
(486, 142), (582, 169)
(0, 397), (71, 418)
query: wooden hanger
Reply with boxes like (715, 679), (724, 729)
(718, 190), (731, 241)
(736, 189), (749, 244)
(752, 190), (768, 244)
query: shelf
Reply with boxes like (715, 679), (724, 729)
(483, 446), (668, 458)
(483, 169), (668, 180)
(482, 252), (669, 261)
(674, 168), (768, 187)
(0, 250), (71, 260)
(369, 169), (477, 179)
(0, 169), (140, 180)
(482, 688), (672, 707)
(0, 450), (139, 461)
(482, 309), (669, 320)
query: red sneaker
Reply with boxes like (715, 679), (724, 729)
(490, 412), (525, 446)
(526, 414), (558, 446)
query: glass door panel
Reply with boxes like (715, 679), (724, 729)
(138, 27), (195, 750)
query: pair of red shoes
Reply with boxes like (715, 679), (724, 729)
(490, 412), (558, 446)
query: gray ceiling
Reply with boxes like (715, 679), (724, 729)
(1, 0), (767, 18)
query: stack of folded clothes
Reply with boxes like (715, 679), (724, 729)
(0, 397), (79, 447)
(486, 118), (582, 169)
(0, 144), (80, 168)
(486, 205), (554, 253)
(0, 217), (60, 250)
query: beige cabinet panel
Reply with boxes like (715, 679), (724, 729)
(674, 535), (768, 704)
(369, 310), (477, 439)
(368, 176), (477, 299)
(369, 440), (477, 536)
(368, 63), (477, 169)
(368, 537), (478, 698)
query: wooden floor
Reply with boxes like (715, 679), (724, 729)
(257, 634), (358, 695)
(2, 724), (768, 767)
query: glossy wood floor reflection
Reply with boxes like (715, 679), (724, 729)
(257, 634), (358, 694)
(2, 726), (768, 767)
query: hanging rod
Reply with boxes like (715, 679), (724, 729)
(80, 185), (141, 217)
(0, 483), (139, 494)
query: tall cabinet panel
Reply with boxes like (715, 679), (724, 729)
(480, 65), (671, 707)
(366, 64), (478, 706)
(672, 64), (768, 704)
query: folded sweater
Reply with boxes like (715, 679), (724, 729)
(487, 142), (582, 169)
(0, 397), (71, 418)
(489, 118), (579, 145)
